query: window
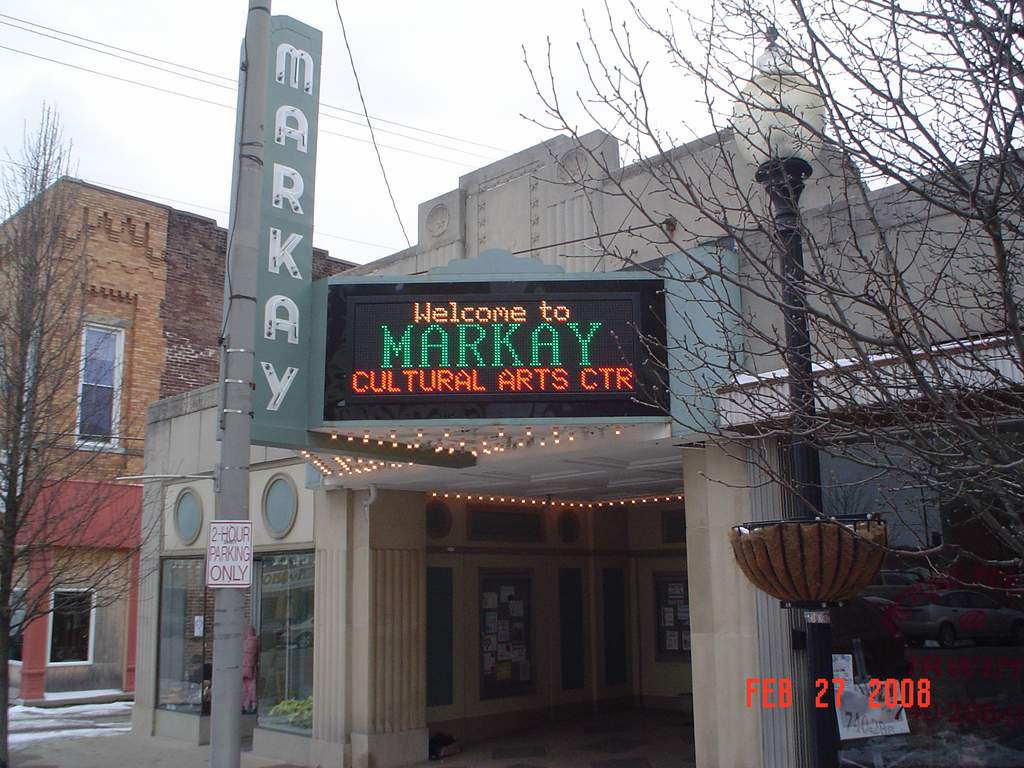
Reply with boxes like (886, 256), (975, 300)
(262, 476), (297, 539)
(78, 325), (123, 447)
(257, 553), (314, 733)
(48, 590), (93, 664)
(157, 558), (253, 716)
(174, 489), (203, 545)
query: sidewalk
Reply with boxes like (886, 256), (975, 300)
(12, 733), (300, 768)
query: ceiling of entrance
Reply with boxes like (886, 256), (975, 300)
(308, 422), (685, 500)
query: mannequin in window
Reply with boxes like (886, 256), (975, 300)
(242, 623), (259, 714)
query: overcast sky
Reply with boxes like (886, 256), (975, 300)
(1, 1), (719, 264)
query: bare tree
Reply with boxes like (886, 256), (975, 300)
(0, 107), (144, 766)
(527, 0), (1024, 587)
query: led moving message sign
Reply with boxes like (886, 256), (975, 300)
(323, 279), (666, 421)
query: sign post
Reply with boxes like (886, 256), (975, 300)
(210, 3), (269, 767)
(212, 5), (321, 766)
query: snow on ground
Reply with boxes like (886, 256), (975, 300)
(42, 688), (125, 702)
(9, 726), (131, 745)
(10, 701), (133, 720)
(841, 731), (1024, 767)
(8, 699), (133, 747)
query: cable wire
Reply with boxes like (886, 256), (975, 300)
(0, 43), (477, 167)
(0, 12), (508, 153)
(332, 0), (411, 248)
(0, 19), (496, 160)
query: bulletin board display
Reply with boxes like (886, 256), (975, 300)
(479, 572), (533, 699)
(655, 572), (690, 660)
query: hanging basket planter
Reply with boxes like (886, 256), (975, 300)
(729, 517), (887, 606)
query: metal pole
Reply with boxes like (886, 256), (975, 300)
(757, 157), (839, 768)
(210, 2), (270, 767)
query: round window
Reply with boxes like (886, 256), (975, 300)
(174, 489), (203, 545)
(263, 475), (297, 538)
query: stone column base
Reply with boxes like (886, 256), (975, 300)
(351, 728), (428, 768)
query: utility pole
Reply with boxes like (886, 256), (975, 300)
(210, 2), (270, 767)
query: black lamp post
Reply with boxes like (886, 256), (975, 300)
(732, 30), (839, 768)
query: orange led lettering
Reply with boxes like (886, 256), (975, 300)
(453, 369), (486, 392)
(497, 368), (516, 391)
(436, 369), (455, 392)
(551, 367), (569, 391)
(352, 371), (371, 393)
(615, 367), (634, 390)
(515, 368), (534, 391)
(580, 367), (598, 390)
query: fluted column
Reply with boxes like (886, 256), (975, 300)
(131, 480), (164, 735)
(309, 488), (350, 765)
(350, 489), (427, 768)
(684, 441), (763, 768)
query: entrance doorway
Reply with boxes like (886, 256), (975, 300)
(422, 494), (692, 750)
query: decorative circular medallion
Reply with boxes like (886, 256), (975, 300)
(426, 203), (450, 237)
(426, 501), (453, 539)
(557, 148), (589, 182)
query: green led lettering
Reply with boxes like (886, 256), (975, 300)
(567, 321), (602, 365)
(529, 323), (561, 366)
(457, 323), (487, 367)
(419, 323), (450, 367)
(491, 323), (523, 367)
(381, 324), (413, 369)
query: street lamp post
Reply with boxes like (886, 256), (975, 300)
(732, 29), (839, 768)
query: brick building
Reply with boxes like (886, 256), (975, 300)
(9, 179), (351, 702)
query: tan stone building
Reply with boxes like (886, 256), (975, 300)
(131, 128), (1023, 768)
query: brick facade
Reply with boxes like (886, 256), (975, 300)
(160, 208), (348, 399)
(12, 179), (352, 700)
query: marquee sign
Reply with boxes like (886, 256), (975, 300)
(322, 277), (667, 421)
(246, 16), (322, 448)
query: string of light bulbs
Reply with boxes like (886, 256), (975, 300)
(429, 491), (684, 508)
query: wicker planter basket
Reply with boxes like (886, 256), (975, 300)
(729, 518), (887, 605)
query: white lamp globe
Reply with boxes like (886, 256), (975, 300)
(731, 31), (827, 168)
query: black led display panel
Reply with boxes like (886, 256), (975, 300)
(322, 278), (667, 421)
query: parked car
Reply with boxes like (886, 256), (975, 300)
(831, 596), (908, 679)
(863, 570), (926, 601)
(895, 589), (1024, 647)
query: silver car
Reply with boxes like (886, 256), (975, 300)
(897, 589), (1024, 647)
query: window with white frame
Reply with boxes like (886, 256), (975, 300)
(48, 589), (93, 664)
(78, 326), (123, 447)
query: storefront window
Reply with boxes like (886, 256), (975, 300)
(49, 590), (93, 663)
(157, 559), (211, 714)
(256, 552), (314, 734)
(822, 450), (1024, 766)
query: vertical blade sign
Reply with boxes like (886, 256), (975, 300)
(252, 17), (322, 448)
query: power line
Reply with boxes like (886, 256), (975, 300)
(0, 11), (508, 154)
(0, 43), (478, 167)
(333, 0), (411, 248)
(0, 18), (496, 161)
(0, 158), (400, 253)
